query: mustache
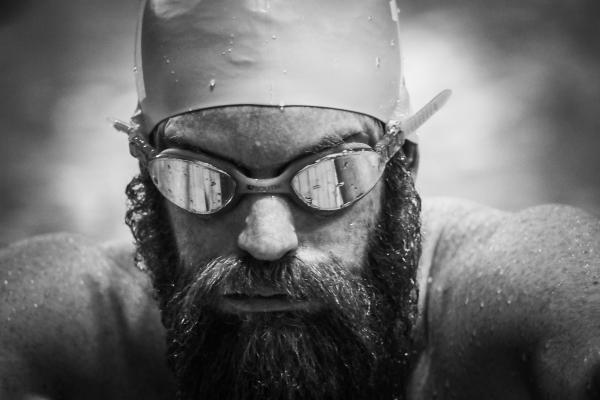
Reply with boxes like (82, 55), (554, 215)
(168, 253), (373, 323)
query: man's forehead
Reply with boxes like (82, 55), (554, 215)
(161, 106), (382, 169)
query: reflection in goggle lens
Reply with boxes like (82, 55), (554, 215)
(291, 151), (383, 210)
(149, 159), (236, 213)
(149, 150), (384, 214)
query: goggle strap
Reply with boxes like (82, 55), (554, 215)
(377, 89), (452, 163)
(114, 89), (451, 168)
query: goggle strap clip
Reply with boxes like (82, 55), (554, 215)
(111, 118), (157, 165)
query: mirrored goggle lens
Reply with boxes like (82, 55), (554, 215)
(148, 158), (236, 214)
(291, 151), (384, 210)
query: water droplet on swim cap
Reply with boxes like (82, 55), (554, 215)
(209, 79), (216, 91)
(136, 0), (409, 131)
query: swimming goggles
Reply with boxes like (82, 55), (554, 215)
(114, 90), (450, 215)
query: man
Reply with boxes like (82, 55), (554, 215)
(1, 0), (598, 399)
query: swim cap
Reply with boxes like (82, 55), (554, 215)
(135, 0), (410, 133)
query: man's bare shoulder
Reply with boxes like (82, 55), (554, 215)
(0, 233), (172, 399)
(416, 197), (600, 399)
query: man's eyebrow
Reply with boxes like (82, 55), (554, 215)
(159, 136), (225, 160)
(301, 131), (368, 155)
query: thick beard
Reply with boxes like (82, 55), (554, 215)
(125, 153), (421, 400)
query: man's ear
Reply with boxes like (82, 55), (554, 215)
(403, 141), (419, 177)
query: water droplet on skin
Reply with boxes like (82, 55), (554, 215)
(227, 48), (232, 53)
(3, 280), (7, 285)
(271, 35), (277, 40)
(255, 140), (262, 147)
(282, 69), (287, 74)
(375, 57), (381, 68)
(279, 101), (285, 111)
(209, 79), (216, 91)
(170, 70), (175, 75)
(479, 301), (485, 308)
(133, 66), (138, 73)
(33, 303), (38, 308)
(165, 58), (171, 64)
(368, 16), (373, 21)
(427, 276), (433, 284)
(390, 39), (395, 47)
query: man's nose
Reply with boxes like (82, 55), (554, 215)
(237, 196), (299, 261)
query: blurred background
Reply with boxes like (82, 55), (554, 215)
(0, 0), (599, 245)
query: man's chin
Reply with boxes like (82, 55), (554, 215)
(167, 305), (379, 400)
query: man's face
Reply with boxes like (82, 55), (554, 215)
(162, 107), (384, 286)
(126, 106), (421, 400)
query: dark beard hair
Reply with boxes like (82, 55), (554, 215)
(125, 152), (422, 399)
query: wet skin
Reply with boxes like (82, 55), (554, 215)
(0, 107), (599, 399)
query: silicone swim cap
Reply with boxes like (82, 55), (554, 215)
(135, 0), (410, 133)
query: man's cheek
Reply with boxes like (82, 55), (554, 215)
(166, 203), (240, 264)
(300, 196), (381, 264)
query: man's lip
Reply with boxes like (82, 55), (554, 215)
(225, 286), (286, 297)
(219, 294), (313, 313)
